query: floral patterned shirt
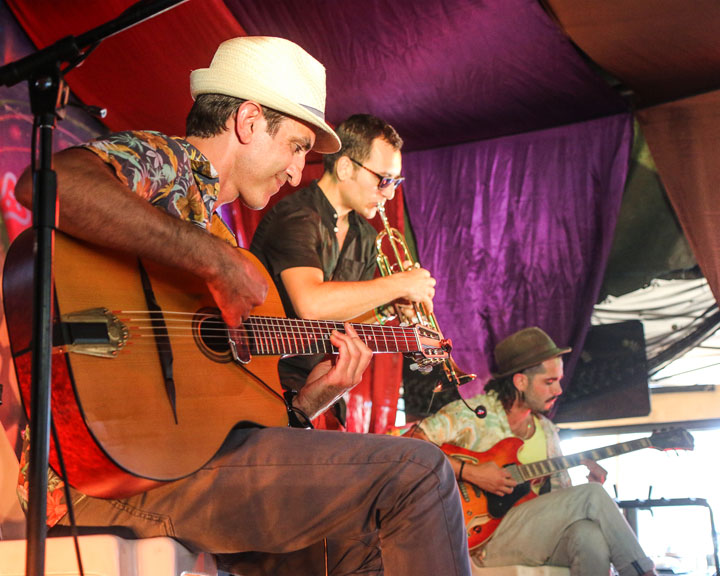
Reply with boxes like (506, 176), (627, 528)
(17, 130), (231, 527)
(418, 390), (571, 492)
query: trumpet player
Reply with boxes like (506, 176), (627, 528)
(251, 114), (437, 418)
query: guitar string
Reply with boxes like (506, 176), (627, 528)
(68, 309), (440, 356)
(122, 316), (420, 344)
(518, 438), (660, 481)
(116, 311), (422, 333)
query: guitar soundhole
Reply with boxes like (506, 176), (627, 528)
(193, 308), (232, 363)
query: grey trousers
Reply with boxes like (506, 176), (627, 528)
(56, 427), (471, 576)
(475, 483), (655, 576)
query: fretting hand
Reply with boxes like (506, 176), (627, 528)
(581, 458), (608, 484)
(294, 323), (373, 418)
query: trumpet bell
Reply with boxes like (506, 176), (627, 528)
(441, 358), (477, 389)
(375, 202), (476, 391)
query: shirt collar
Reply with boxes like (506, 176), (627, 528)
(173, 137), (219, 181)
(311, 180), (363, 233)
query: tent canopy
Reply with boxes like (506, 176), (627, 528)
(3, 0), (720, 424)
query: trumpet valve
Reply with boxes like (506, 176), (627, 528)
(390, 263), (405, 274)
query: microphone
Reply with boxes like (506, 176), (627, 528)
(68, 101), (107, 119)
(436, 383), (487, 420)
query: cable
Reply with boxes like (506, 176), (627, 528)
(51, 420), (85, 576)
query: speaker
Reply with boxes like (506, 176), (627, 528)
(554, 320), (650, 423)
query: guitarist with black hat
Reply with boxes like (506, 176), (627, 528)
(409, 326), (658, 576)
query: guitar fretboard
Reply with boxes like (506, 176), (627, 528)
(517, 438), (652, 481)
(245, 316), (421, 356)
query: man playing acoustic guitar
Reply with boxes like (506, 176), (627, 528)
(13, 36), (470, 576)
(410, 327), (657, 576)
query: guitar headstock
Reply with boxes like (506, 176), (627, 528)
(648, 428), (695, 452)
(407, 324), (451, 366)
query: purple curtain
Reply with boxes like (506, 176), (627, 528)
(0, 2), (105, 242)
(228, 0), (627, 152)
(404, 114), (633, 397)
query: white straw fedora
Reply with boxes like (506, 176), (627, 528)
(190, 36), (340, 154)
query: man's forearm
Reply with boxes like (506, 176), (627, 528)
(16, 147), (267, 325)
(17, 149), (224, 279)
(283, 272), (419, 321)
(300, 276), (407, 320)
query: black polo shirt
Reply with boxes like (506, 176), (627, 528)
(250, 181), (378, 396)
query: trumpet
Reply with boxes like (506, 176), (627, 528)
(375, 202), (476, 389)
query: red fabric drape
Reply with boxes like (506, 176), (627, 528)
(345, 353), (403, 434)
(637, 91), (720, 305)
(6, 0), (245, 137)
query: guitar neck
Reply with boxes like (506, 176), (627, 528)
(517, 437), (652, 481)
(246, 316), (420, 356)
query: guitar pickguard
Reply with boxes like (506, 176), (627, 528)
(486, 481), (531, 518)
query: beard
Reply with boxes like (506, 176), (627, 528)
(520, 390), (557, 415)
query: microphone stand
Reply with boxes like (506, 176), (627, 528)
(0, 2), (187, 574)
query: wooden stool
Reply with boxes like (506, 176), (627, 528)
(0, 534), (217, 576)
(471, 562), (571, 575)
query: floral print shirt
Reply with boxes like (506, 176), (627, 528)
(418, 390), (571, 492)
(17, 130), (230, 527)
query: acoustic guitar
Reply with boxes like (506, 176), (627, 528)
(3, 230), (451, 499)
(441, 427), (694, 550)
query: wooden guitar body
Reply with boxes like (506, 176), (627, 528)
(4, 230), (449, 499)
(4, 231), (289, 498)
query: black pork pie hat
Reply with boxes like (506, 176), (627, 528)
(491, 327), (571, 379)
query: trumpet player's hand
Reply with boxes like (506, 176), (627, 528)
(394, 302), (418, 325)
(395, 265), (436, 314)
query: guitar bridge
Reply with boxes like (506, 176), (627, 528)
(56, 307), (129, 358)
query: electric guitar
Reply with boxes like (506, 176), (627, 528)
(441, 427), (694, 550)
(2, 230), (451, 499)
